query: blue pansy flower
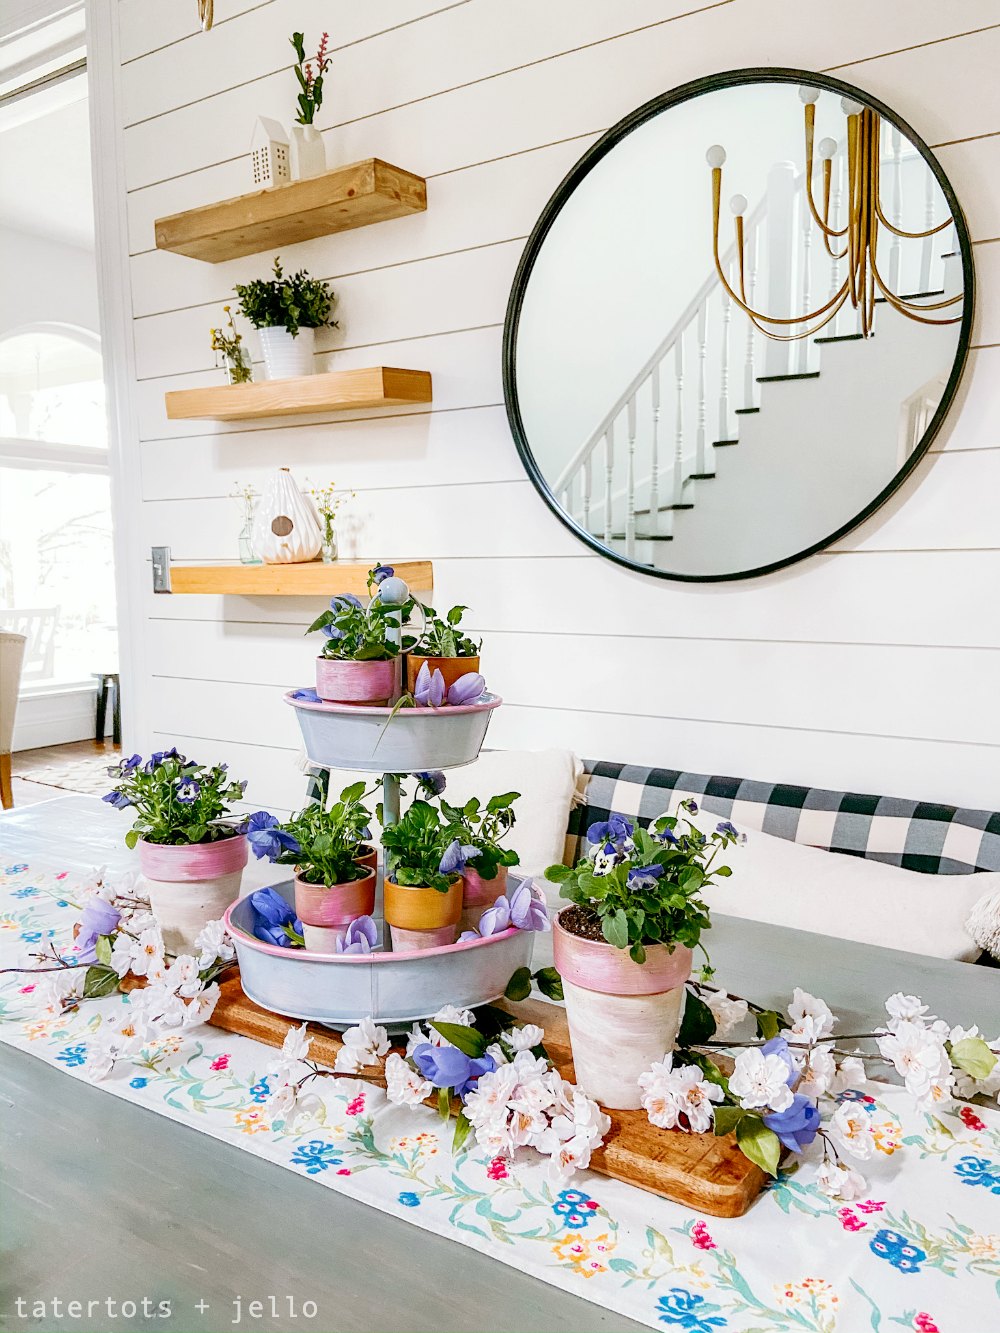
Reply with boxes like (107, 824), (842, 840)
(102, 790), (133, 810)
(954, 1155), (1000, 1194)
(398, 1192), (420, 1207)
(869, 1228), (926, 1273)
(56, 1044), (88, 1068)
(586, 814), (634, 847)
(372, 565), (394, 584)
(290, 688), (321, 702)
(130, 1077), (149, 1089)
(438, 839), (480, 876)
(175, 778), (201, 803)
(290, 1141), (343, 1174)
(627, 863), (665, 890)
(656, 1287), (726, 1331)
(410, 1043), (495, 1098)
(247, 887), (304, 947)
(330, 593), (363, 613)
(763, 1093), (821, 1152)
(243, 812), (301, 863)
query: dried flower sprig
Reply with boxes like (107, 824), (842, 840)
(210, 306), (252, 384)
(290, 31), (331, 126)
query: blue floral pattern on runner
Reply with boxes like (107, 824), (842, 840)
(954, 1155), (1000, 1194)
(289, 1140), (343, 1175)
(655, 1287), (727, 1330)
(869, 1228), (926, 1273)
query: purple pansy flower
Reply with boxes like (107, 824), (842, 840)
(477, 894), (511, 936)
(175, 778), (201, 804)
(414, 662), (446, 707)
(102, 790), (133, 810)
(509, 880), (550, 932)
(438, 839), (481, 876)
(447, 672), (485, 706)
(321, 624), (345, 641)
(371, 564), (394, 584)
(627, 863), (665, 890)
(336, 915), (378, 955)
(74, 897), (122, 964)
(456, 930), (480, 943)
(248, 887), (304, 947)
(416, 770), (447, 796)
(330, 593), (363, 613)
(586, 814), (634, 848)
(763, 1093), (821, 1152)
(243, 811), (301, 862)
(410, 1043), (496, 1098)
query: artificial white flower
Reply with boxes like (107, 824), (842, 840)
(829, 1101), (876, 1160)
(877, 1020), (951, 1102)
(797, 1046), (837, 1099)
(485, 1041), (509, 1066)
(463, 1063), (520, 1128)
(128, 927), (166, 979)
(728, 1048), (795, 1112)
(124, 910), (158, 936)
(194, 917), (235, 970)
(335, 1016), (390, 1073)
(133, 982), (187, 1028)
(404, 1023), (426, 1057)
(269, 1023), (312, 1079)
(109, 933), (137, 979)
(182, 983), (220, 1028)
(384, 1052), (433, 1107)
(704, 990), (749, 1038)
(34, 968), (85, 1016)
(830, 1055), (868, 1095)
(638, 1055), (724, 1132)
(814, 1158), (868, 1200)
(884, 993), (934, 1030)
(266, 1082), (298, 1121)
(86, 1004), (149, 1082)
(787, 988), (836, 1042)
(545, 1130), (600, 1181)
(163, 954), (202, 998)
(507, 1024), (545, 1053)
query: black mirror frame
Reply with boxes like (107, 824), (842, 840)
(502, 67), (976, 583)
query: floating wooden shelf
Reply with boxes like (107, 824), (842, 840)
(164, 367), (432, 422)
(165, 560), (433, 597)
(154, 158), (427, 262)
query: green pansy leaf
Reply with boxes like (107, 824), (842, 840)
(124, 828), (140, 850)
(504, 967), (532, 1002)
(602, 908), (629, 950)
(736, 1115), (781, 1177)
(532, 966), (563, 1002)
(544, 863), (571, 883)
(951, 1036), (998, 1082)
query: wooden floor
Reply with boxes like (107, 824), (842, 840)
(9, 739), (120, 808)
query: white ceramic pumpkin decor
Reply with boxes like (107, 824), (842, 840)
(254, 467), (323, 564)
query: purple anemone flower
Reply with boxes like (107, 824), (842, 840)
(102, 790), (133, 810)
(248, 887), (304, 947)
(477, 894), (511, 936)
(763, 1093), (821, 1152)
(410, 1043), (496, 1098)
(243, 811), (301, 862)
(372, 564), (395, 584)
(509, 880), (550, 932)
(447, 672), (485, 706)
(175, 779), (201, 804)
(438, 839), (481, 876)
(416, 770), (447, 797)
(336, 915), (378, 955)
(75, 897), (122, 964)
(414, 661), (446, 707)
(627, 863), (665, 890)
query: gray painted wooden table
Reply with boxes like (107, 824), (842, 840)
(1, 797), (998, 1333)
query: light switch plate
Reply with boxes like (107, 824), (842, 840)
(151, 546), (171, 593)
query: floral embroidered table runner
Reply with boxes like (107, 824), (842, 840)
(1, 861), (997, 1333)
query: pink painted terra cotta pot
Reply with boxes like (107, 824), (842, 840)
(293, 867), (376, 929)
(138, 835), (248, 957)
(315, 656), (397, 705)
(552, 909), (693, 1111)
(459, 863), (507, 934)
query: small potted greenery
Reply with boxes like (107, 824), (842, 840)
(405, 603), (481, 694)
(544, 803), (740, 1110)
(103, 749), (262, 954)
(306, 565), (415, 704)
(380, 800), (471, 951)
(441, 791), (520, 933)
(234, 255), (337, 380)
(247, 783), (376, 951)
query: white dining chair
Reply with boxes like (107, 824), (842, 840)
(0, 631), (26, 809)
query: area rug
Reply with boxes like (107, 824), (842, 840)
(14, 751), (117, 798)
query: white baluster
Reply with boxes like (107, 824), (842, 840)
(625, 395), (637, 558)
(888, 125), (902, 295)
(649, 364), (661, 536)
(796, 187), (812, 374)
(719, 278), (731, 440)
(763, 161), (796, 377)
(673, 333), (685, 506)
(743, 223), (758, 407)
(603, 421), (615, 545)
(696, 303), (707, 473)
(582, 453), (592, 534)
(828, 151), (843, 338)
(919, 165), (935, 294)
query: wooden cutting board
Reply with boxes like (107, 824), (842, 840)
(209, 974), (767, 1218)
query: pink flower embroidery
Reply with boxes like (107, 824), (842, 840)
(837, 1207), (867, 1232)
(210, 1054), (230, 1071)
(913, 1315), (940, 1333)
(691, 1221), (717, 1251)
(336, 1168), (351, 1176)
(346, 1094), (365, 1116)
(959, 1105), (987, 1132)
(857, 1200), (886, 1214)
(19, 984), (35, 993)
(487, 1156), (509, 1181)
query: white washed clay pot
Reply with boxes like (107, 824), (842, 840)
(259, 325), (316, 380)
(552, 911), (692, 1110)
(253, 466), (323, 564)
(290, 124), (326, 179)
(138, 835), (248, 956)
(460, 864), (507, 934)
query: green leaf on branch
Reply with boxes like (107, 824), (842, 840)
(95, 935), (113, 967)
(124, 828), (140, 851)
(678, 993), (717, 1047)
(533, 966), (563, 1001)
(544, 863), (571, 883)
(713, 1105), (746, 1137)
(437, 1086), (453, 1120)
(504, 967), (532, 1002)
(951, 1036), (998, 1082)
(755, 1009), (783, 1041)
(736, 1114), (781, 1177)
(429, 1022), (487, 1059)
(83, 964), (120, 999)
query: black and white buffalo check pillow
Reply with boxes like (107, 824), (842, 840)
(564, 760), (1000, 876)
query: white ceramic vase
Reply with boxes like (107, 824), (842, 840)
(254, 467), (323, 564)
(259, 325), (316, 380)
(290, 124), (326, 179)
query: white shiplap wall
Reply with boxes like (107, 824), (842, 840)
(108, 0), (1000, 815)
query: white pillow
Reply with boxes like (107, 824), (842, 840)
(676, 812), (992, 962)
(315, 749), (582, 879)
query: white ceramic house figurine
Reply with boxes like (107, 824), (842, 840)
(250, 117), (291, 188)
(253, 467), (323, 564)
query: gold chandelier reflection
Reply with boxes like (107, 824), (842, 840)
(707, 89), (962, 341)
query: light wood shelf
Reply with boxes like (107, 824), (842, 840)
(166, 561), (433, 597)
(164, 366), (432, 422)
(154, 158), (426, 262)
